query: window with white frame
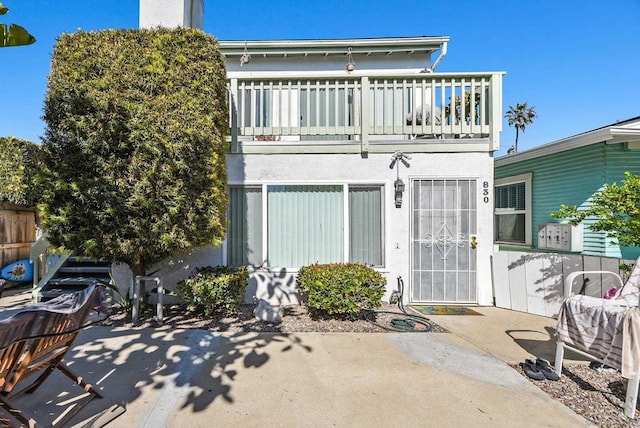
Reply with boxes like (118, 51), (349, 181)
(494, 173), (532, 245)
(228, 184), (384, 268)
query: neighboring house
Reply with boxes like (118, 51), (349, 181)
(494, 116), (640, 259)
(134, 0), (504, 306)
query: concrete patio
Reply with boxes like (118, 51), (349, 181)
(0, 285), (590, 427)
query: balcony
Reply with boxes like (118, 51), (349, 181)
(228, 71), (503, 154)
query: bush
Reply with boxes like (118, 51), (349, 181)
(296, 263), (386, 315)
(177, 266), (248, 316)
(0, 137), (42, 206)
(40, 28), (228, 275)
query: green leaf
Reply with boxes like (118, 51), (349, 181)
(1, 23), (36, 47)
(0, 137), (42, 206)
(297, 263), (385, 315)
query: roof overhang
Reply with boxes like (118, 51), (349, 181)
(496, 118), (640, 167)
(219, 36), (449, 59)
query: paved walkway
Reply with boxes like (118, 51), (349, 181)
(0, 288), (592, 427)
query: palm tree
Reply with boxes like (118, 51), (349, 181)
(505, 103), (536, 153)
(1, 2), (36, 48)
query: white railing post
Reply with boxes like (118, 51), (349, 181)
(29, 233), (48, 288)
(132, 275), (164, 325)
(229, 78), (239, 153)
(360, 76), (370, 154)
(29, 233), (71, 301)
(489, 73), (503, 151)
(131, 276), (140, 324)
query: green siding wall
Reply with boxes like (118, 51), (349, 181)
(603, 143), (640, 258)
(495, 142), (640, 258)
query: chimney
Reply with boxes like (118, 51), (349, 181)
(139, 0), (204, 30)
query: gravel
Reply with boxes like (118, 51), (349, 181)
(105, 302), (640, 426)
(513, 362), (640, 427)
(104, 302), (449, 333)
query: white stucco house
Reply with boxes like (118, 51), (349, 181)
(134, 0), (504, 307)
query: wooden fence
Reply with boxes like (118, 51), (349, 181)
(0, 203), (37, 270)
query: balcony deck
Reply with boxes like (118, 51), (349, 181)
(228, 71), (503, 154)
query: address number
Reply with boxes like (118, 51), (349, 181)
(482, 181), (490, 203)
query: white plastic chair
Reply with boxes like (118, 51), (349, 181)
(555, 260), (640, 418)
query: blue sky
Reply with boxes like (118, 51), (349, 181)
(2, 0), (639, 156)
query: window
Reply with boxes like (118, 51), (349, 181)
(494, 173), (532, 245)
(268, 185), (344, 267)
(228, 186), (263, 266)
(349, 186), (383, 265)
(228, 184), (384, 268)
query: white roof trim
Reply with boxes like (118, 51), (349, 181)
(219, 37), (449, 58)
(496, 119), (640, 166)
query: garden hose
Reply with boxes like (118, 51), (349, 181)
(364, 276), (433, 332)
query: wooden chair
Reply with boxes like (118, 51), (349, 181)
(555, 260), (640, 418)
(0, 284), (108, 427)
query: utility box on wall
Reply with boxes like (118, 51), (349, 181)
(537, 223), (583, 252)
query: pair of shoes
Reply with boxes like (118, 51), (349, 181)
(523, 359), (545, 380)
(535, 358), (560, 381)
(523, 358), (560, 381)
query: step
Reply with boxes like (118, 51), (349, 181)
(65, 259), (111, 268)
(58, 266), (111, 274)
(39, 277), (101, 302)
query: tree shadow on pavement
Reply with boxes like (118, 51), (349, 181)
(10, 325), (312, 426)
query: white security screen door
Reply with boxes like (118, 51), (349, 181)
(411, 179), (477, 303)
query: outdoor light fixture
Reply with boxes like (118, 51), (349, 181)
(394, 178), (405, 208)
(346, 47), (355, 72)
(390, 151), (411, 208)
(240, 41), (251, 66)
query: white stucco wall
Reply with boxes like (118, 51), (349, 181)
(110, 246), (224, 302)
(113, 151), (494, 306)
(139, 0), (204, 29)
(227, 151), (495, 306)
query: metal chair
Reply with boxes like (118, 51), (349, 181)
(555, 261), (640, 418)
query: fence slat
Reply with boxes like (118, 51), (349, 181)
(0, 209), (36, 269)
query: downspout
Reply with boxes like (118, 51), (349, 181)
(426, 41), (448, 72)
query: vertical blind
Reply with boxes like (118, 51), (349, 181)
(229, 184), (384, 268)
(267, 185), (343, 267)
(228, 187), (263, 266)
(349, 186), (383, 265)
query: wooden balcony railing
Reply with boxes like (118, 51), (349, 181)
(228, 71), (503, 153)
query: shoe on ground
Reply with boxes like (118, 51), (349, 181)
(523, 358), (546, 380)
(535, 358), (560, 381)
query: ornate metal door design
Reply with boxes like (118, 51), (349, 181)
(411, 179), (477, 303)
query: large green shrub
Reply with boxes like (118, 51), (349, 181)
(39, 28), (228, 276)
(177, 266), (249, 316)
(0, 137), (41, 206)
(297, 263), (386, 315)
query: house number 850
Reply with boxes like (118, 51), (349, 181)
(482, 181), (490, 203)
